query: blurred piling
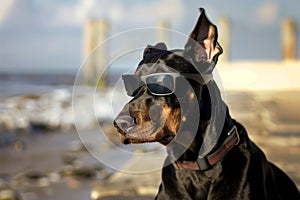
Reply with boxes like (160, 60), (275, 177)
(83, 19), (109, 87)
(157, 20), (170, 45)
(281, 19), (297, 61)
(218, 16), (230, 63)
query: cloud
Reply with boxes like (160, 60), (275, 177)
(0, 0), (186, 33)
(0, 0), (15, 25)
(128, 0), (186, 26)
(255, 1), (279, 25)
(51, 0), (97, 27)
(51, 0), (186, 28)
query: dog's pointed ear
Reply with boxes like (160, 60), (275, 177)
(184, 8), (223, 73)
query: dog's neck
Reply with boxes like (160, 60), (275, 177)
(168, 80), (234, 162)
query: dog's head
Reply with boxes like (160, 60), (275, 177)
(113, 8), (222, 145)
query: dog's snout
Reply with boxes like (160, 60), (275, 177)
(114, 115), (135, 134)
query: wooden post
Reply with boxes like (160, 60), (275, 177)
(157, 20), (170, 45)
(218, 16), (230, 63)
(281, 19), (297, 61)
(83, 19), (109, 87)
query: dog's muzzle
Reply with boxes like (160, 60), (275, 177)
(113, 104), (170, 144)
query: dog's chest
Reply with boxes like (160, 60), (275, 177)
(175, 165), (223, 197)
(177, 170), (209, 194)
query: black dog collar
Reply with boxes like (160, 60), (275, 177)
(174, 126), (240, 171)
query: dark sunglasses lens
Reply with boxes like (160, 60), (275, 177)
(122, 76), (140, 96)
(146, 74), (174, 95)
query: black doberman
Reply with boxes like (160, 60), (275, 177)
(114, 8), (300, 199)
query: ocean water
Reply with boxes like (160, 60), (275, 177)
(0, 72), (127, 129)
(0, 73), (76, 98)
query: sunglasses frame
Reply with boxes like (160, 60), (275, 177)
(122, 72), (213, 97)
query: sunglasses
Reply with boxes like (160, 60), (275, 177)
(122, 72), (213, 97)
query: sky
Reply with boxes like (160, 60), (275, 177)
(0, 0), (299, 74)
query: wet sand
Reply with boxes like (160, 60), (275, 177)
(0, 129), (106, 200)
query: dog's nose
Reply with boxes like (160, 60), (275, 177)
(113, 115), (135, 134)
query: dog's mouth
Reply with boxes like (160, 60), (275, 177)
(115, 120), (175, 144)
(118, 129), (175, 145)
(117, 123), (157, 144)
(157, 134), (175, 145)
